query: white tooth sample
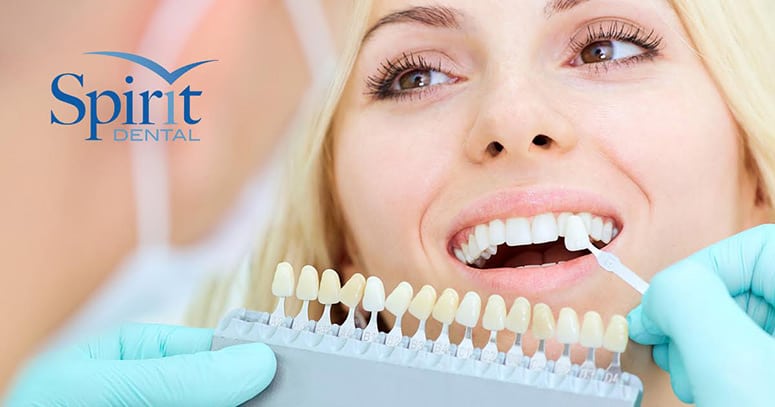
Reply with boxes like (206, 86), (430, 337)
(362, 276), (385, 312)
(554, 307), (580, 375)
(489, 219), (506, 246)
(269, 262), (294, 326)
(271, 262), (295, 297)
(291, 265), (319, 330)
(578, 212), (592, 231)
(384, 281), (413, 346)
(578, 311), (604, 379)
(361, 276), (386, 342)
(482, 295), (507, 331)
(580, 311), (604, 348)
(481, 294), (507, 362)
(475, 224), (489, 253)
(556, 307), (580, 344)
(455, 291), (482, 328)
(505, 297), (531, 366)
(612, 226), (620, 239)
(408, 285), (437, 350)
(455, 291), (482, 359)
(486, 245), (497, 255)
(603, 315), (629, 383)
(564, 215), (590, 252)
(505, 217), (532, 246)
(337, 273), (366, 338)
(531, 213), (559, 244)
(603, 315), (629, 353)
(314, 269), (340, 334)
(557, 212), (572, 236)
(590, 216), (604, 241)
(529, 303), (555, 370)
(602, 220), (614, 244)
(431, 288), (459, 354)
(454, 248), (466, 264)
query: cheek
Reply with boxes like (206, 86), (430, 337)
(595, 72), (744, 259)
(333, 111), (459, 265)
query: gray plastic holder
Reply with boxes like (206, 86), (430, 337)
(212, 308), (643, 407)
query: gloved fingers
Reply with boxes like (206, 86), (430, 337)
(117, 323), (215, 360)
(626, 305), (668, 345)
(651, 343), (670, 372)
(736, 293), (775, 334)
(691, 224), (775, 305)
(100, 342), (276, 407)
(666, 343), (694, 404)
(641, 258), (765, 350)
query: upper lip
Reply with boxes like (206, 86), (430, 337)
(446, 186), (623, 250)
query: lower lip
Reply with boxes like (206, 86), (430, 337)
(452, 252), (598, 294)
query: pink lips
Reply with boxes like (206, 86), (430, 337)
(446, 187), (623, 294)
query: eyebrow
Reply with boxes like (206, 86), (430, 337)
(362, 1), (592, 43)
(544, 0), (592, 17)
(362, 5), (462, 43)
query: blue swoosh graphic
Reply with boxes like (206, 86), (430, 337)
(86, 51), (217, 85)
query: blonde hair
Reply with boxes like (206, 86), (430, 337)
(188, 0), (775, 326)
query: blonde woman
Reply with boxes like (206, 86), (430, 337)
(196, 0), (775, 406)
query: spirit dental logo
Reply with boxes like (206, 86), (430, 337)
(50, 51), (216, 142)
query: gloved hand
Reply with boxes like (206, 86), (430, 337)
(5, 323), (276, 407)
(627, 224), (775, 406)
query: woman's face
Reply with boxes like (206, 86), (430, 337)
(331, 0), (766, 354)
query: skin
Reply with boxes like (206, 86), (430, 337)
(331, 0), (770, 405)
(0, 0), (350, 393)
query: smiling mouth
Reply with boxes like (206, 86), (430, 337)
(450, 212), (619, 269)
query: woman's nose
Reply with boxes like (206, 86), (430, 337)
(463, 79), (578, 164)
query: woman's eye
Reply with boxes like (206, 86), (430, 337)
(572, 40), (644, 65)
(393, 69), (452, 91)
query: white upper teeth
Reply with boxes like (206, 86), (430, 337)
(453, 212), (619, 266)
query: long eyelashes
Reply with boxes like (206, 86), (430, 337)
(365, 52), (448, 101)
(568, 20), (664, 72)
(364, 20), (665, 101)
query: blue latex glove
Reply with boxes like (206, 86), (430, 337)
(6, 323), (276, 406)
(627, 225), (775, 406)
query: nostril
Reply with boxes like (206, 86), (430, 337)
(532, 134), (551, 148)
(486, 141), (505, 157)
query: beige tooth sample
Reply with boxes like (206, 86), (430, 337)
(603, 315), (629, 353)
(556, 307), (580, 344)
(361, 276), (386, 342)
(603, 315), (629, 383)
(318, 269), (341, 305)
(408, 285), (437, 350)
(314, 269), (340, 334)
(431, 288), (459, 354)
(269, 262), (295, 326)
(455, 291), (482, 359)
(554, 307), (580, 375)
(564, 215), (590, 252)
(337, 273), (366, 338)
(578, 311), (604, 379)
(291, 265), (319, 329)
(505, 297), (531, 366)
(528, 303), (555, 370)
(384, 282), (414, 346)
(481, 295), (507, 362)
